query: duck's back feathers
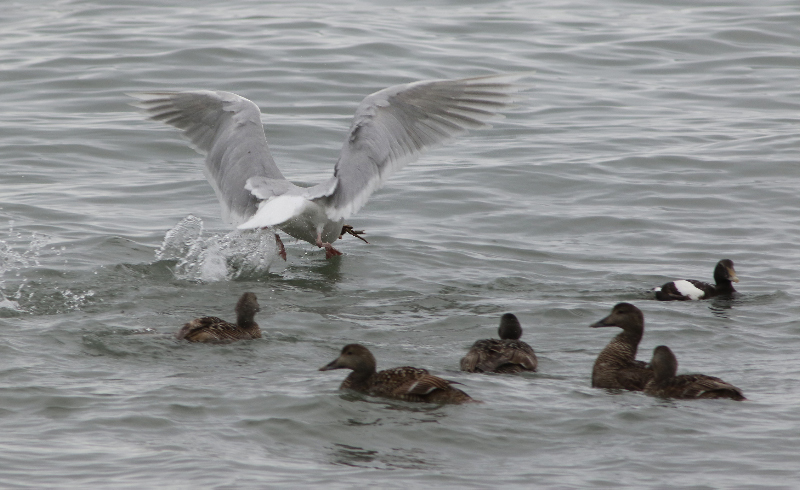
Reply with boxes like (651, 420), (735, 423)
(175, 292), (261, 343)
(644, 345), (745, 400)
(349, 366), (474, 404)
(654, 279), (713, 301)
(321, 344), (476, 404)
(460, 313), (537, 374)
(645, 374), (746, 401)
(175, 316), (262, 342)
(609, 360), (654, 391)
(367, 367), (472, 403)
(592, 344), (654, 391)
(460, 339), (537, 374)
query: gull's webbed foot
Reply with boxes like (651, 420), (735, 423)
(316, 234), (343, 259)
(323, 244), (343, 259)
(340, 224), (369, 244)
(274, 233), (287, 261)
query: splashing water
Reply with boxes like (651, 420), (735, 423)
(156, 215), (283, 282)
(0, 229), (49, 311)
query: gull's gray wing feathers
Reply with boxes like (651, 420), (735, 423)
(129, 91), (286, 226)
(319, 73), (531, 221)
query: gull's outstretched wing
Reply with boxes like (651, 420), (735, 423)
(320, 73), (531, 221)
(129, 91), (286, 225)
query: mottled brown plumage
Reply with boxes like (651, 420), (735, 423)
(590, 303), (653, 391)
(460, 313), (537, 374)
(644, 346), (746, 401)
(654, 259), (739, 301)
(175, 292), (261, 342)
(319, 344), (476, 404)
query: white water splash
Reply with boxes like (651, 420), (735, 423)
(0, 228), (49, 312)
(156, 215), (283, 282)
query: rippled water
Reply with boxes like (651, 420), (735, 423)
(2, 0), (800, 488)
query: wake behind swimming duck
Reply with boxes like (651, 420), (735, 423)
(130, 73), (529, 259)
(460, 313), (537, 373)
(320, 344), (476, 404)
(590, 303), (654, 391)
(175, 292), (261, 342)
(643, 345), (746, 401)
(653, 259), (739, 301)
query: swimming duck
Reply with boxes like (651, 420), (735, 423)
(643, 345), (746, 401)
(590, 302), (654, 391)
(175, 292), (261, 342)
(460, 313), (537, 373)
(319, 343), (476, 404)
(653, 259), (739, 301)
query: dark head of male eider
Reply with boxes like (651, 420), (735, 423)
(320, 343), (476, 404)
(589, 302), (653, 391)
(654, 259), (739, 301)
(175, 292), (262, 342)
(460, 313), (537, 374)
(644, 345), (746, 401)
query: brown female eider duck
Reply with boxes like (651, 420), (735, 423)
(175, 292), (261, 342)
(460, 313), (537, 374)
(320, 344), (477, 404)
(590, 303), (653, 391)
(654, 259), (739, 301)
(643, 345), (746, 401)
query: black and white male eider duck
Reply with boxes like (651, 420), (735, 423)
(653, 259), (739, 301)
(320, 344), (477, 404)
(643, 345), (746, 401)
(175, 292), (261, 342)
(590, 302), (654, 391)
(460, 313), (538, 374)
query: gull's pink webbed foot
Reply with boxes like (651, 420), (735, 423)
(274, 233), (287, 261)
(316, 233), (343, 259)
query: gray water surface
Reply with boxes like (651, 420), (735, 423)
(1, 1), (799, 488)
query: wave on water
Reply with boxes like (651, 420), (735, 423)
(155, 215), (283, 282)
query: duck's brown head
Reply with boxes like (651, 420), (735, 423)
(235, 292), (260, 325)
(319, 344), (377, 374)
(648, 345), (678, 382)
(590, 302), (644, 335)
(498, 313), (522, 340)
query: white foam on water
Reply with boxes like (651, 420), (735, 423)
(0, 228), (49, 312)
(156, 215), (284, 282)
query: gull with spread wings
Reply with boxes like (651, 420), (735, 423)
(130, 73), (529, 259)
